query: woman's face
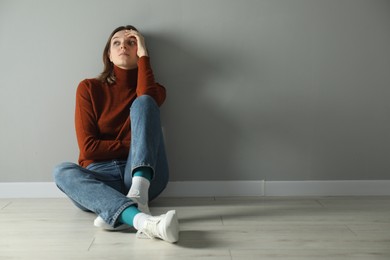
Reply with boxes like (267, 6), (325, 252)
(109, 30), (138, 70)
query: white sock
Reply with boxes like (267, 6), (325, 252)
(127, 176), (150, 206)
(133, 212), (151, 230)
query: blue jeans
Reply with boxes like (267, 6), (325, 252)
(53, 95), (169, 227)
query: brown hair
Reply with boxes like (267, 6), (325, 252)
(98, 25), (138, 84)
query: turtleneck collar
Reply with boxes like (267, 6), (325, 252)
(113, 65), (138, 88)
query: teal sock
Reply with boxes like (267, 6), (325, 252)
(118, 205), (141, 226)
(133, 167), (153, 181)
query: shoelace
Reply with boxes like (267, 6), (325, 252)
(136, 216), (163, 239)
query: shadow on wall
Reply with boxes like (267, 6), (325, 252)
(146, 32), (243, 181)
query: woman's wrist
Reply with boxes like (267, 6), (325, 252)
(138, 50), (149, 57)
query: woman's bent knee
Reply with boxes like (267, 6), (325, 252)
(52, 162), (78, 183)
(131, 95), (158, 111)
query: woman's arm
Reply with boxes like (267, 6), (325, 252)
(75, 80), (130, 161)
(136, 56), (166, 106)
(125, 30), (166, 106)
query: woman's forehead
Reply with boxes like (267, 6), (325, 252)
(111, 30), (126, 40)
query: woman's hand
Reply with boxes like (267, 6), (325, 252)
(125, 29), (148, 58)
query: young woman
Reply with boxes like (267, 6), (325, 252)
(53, 25), (179, 243)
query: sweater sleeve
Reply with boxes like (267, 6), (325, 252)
(136, 56), (166, 106)
(75, 80), (130, 163)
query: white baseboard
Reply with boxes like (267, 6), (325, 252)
(161, 181), (265, 197)
(1, 180), (390, 198)
(263, 180), (390, 196)
(0, 182), (67, 198)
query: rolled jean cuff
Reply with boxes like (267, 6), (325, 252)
(110, 201), (136, 227)
(132, 164), (155, 180)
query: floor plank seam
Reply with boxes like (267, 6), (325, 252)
(315, 199), (325, 207)
(1, 201), (12, 210)
(87, 237), (95, 251)
(345, 224), (358, 237)
(220, 215), (225, 225)
(228, 248), (233, 260)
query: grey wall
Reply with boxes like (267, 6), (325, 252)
(1, 0), (389, 182)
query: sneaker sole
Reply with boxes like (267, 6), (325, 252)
(94, 216), (131, 231)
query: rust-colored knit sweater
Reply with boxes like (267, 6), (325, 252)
(75, 57), (166, 167)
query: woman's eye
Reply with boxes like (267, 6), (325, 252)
(112, 41), (120, 46)
(128, 40), (136, 46)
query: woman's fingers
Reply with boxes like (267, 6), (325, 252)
(124, 30), (148, 57)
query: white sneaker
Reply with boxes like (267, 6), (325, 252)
(136, 210), (179, 243)
(94, 216), (131, 231)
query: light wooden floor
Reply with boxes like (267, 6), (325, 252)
(1, 196), (390, 260)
